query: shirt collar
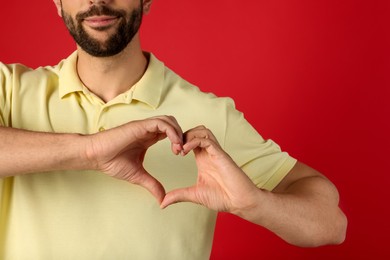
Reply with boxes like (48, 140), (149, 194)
(58, 51), (83, 98)
(131, 52), (164, 109)
(58, 51), (165, 109)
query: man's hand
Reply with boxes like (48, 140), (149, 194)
(160, 125), (259, 213)
(85, 116), (184, 203)
(160, 125), (347, 247)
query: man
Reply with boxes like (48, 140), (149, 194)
(0, 0), (347, 259)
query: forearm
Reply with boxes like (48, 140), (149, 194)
(234, 176), (347, 247)
(0, 126), (89, 177)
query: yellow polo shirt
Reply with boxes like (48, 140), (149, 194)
(0, 52), (296, 259)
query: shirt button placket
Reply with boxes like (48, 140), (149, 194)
(97, 106), (108, 132)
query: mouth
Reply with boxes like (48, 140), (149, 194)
(83, 15), (119, 29)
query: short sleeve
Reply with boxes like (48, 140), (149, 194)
(0, 63), (8, 126)
(222, 100), (297, 191)
(0, 63), (35, 127)
(0, 63), (16, 127)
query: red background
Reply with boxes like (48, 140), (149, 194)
(1, 0), (389, 259)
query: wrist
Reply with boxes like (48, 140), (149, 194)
(79, 133), (100, 171)
(230, 188), (271, 225)
(53, 133), (94, 171)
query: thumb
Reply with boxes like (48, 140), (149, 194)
(160, 186), (199, 209)
(130, 169), (166, 204)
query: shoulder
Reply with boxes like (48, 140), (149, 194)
(147, 53), (221, 102)
(1, 61), (62, 85)
(163, 65), (236, 109)
(0, 60), (68, 95)
(157, 61), (243, 138)
(166, 69), (237, 113)
(0, 62), (32, 80)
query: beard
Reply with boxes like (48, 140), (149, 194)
(62, 4), (143, 57)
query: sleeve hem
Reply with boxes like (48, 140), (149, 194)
(260, 156), (298, 191)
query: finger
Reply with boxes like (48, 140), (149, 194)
(182, 136), (222, 156)
(183, 126), (218, 144)
(161, 116), (185, 155)
(163, 116), (184, 142)
(146, 117), (184, 154)
(153, 115), (183, 141)
(130, 169), (166, 204)
(160, 186), (199, 209)
(183, 125), (206, 143)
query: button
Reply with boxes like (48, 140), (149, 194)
(99, 127), (105, 132)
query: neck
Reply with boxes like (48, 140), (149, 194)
(76, 36), (147, 103)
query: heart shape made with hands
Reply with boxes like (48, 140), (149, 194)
(99, 117), (257, 213)
(140, 128), (257, 213)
